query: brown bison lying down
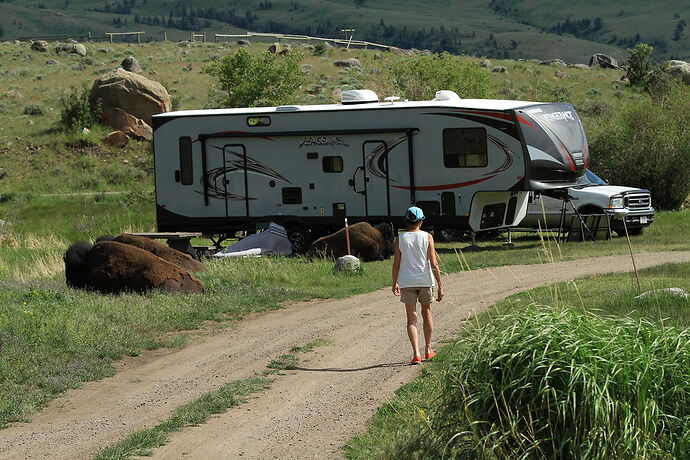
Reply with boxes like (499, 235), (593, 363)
(109, 233), (205, 273)
(64, 241), (204, 294)
(309, 222), (395, 262)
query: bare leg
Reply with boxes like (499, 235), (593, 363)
(405, 303), (420, 358)
(421, 303), (433, 355)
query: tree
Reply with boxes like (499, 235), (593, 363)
(626, 43), (654, 86)
(205, 49), (304, 108)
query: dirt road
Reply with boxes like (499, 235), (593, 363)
(2, 252), (690, 459)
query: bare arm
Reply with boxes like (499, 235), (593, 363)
(427, 233), (444, 301)
(391, 236), (401, 296)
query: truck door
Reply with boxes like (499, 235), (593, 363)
(362, 140), (389, 217)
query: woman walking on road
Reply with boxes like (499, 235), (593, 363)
(391, 206), (444, 364)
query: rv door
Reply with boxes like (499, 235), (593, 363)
(202, 140), (249, 218)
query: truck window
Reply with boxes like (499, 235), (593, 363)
(179, 136), (193, 185)
(443, 128), (487, 168)
(322, 156), (343, 173)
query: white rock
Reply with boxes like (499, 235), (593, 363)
(634, 288), (689, 301)
(333, 255), (360, 273)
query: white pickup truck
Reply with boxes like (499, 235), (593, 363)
(519, 170), (655, 236)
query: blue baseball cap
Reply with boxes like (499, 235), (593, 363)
(405, 206), (425, 222)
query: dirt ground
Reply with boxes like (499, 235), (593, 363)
(2, 251), (689, 460)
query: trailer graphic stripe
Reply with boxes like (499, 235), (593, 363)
(390, 175), (496, 191)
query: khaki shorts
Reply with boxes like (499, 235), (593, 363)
(400, 286), (434, 305)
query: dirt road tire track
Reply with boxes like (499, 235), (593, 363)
(2, 252), (690, 459)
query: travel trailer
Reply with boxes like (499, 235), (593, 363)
(152, 90), (589, 251)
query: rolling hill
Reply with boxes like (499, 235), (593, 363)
(0, 0), (688, 62)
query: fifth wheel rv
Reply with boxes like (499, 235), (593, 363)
(152, 90), (589, 251)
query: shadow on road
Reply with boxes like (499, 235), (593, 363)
(294, 362), (410, 372)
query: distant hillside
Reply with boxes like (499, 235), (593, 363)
(0, 0), (688, 62)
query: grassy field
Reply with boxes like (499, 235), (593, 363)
(345, 262), (690, 459)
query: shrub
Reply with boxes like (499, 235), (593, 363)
(429, 306), (690, 459)
(626, 43), (654, 86)
(387, 53), (494, 100)
(102, 164), (147, 186)
(205, 48), (304, 108)
(588, 86), (690, 209)
(59, 86), (100, 132)
(23, 104), (45, 116)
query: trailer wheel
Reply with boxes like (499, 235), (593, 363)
(287, 226), (313, 253)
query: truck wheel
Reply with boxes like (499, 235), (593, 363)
(287, 226), (313, 253)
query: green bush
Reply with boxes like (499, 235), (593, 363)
(626, 43), (654, 86)
(205, 48), (304, 108)
(588, 86), (690, 209)
(429, 306), (690, 459)
(59, 86), (100, 132)
(22, 104), (45, 116)
(387, 52), (494, 100)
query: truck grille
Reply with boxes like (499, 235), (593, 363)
(625, 193), (651, 209)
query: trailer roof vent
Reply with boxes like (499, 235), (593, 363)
(341, 89), (379, 105)
(433, 90), (461, 101)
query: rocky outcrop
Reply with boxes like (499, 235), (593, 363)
(268, 42), (291, 55)
(55, 43), (86, 56)
(664, 60), (690, 85)
(120, 56), (142, 73)
(101, 107), (153, 140)
(334, 58), (361, 68)
(90, 68), (171, 133)
(589, 54), (621, 70)
(540, 59), (566, 66)
(30, 41), (49, 52)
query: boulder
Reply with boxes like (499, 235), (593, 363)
(492, 66), (508, 73)
(120, 56), (142, 73)
(664, 60), (690, 85)
(46, 59), (60, 66)
(554, 71), (572, 79)
(101, 106), (153, 140)
(309, 222), (394, 262)
(569, 63), (591, 70)
(96, 47), (113, 53)
(112, 234), (205, 272)
(237, 39), (250, 47)
(589, 54), (621, 70)
(90, 68), (171, 126)
(30, 40), (49, 52)
(55, 43), (86, 56)
(540, 58), (566, 66)
(634, 288), (689, 301)
(103, 130), (129, 148)
(268, 42), (291, 55)
(333, 255), (361, 274)
(64, 241), (204, 294)
(480, 59), (491, 68)
(334, 58), (361, 68)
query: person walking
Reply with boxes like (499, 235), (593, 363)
(391, 206), (444, 364)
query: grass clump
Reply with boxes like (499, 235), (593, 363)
(94, 377), (271, 459)
(58, 86), (100, 132)
(267, 354), (299, 370)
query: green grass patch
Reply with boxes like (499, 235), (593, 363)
(267, 354), (299, 371)
(345, 263), (690, 459)
(94, 377), (271, 460)
(290, 337), (336, 353)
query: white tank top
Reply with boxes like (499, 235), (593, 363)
(397, 231), (434, 288)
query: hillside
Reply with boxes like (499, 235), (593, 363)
(0, 0), (689, 61)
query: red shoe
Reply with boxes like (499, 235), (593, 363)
(424, 351), (436, 361)
(410, 355), (422, 365)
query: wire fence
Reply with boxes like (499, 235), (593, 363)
(5, 29), (394, 50)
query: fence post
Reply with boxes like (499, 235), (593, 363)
(88, 32), (92, 42)
(137, 32), (141, 44)
(163, 31), (167, 42)
(109, 34), (113, 44)
(203, 32), (206, 43)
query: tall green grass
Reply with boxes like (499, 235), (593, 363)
(346, 263), (690, 459)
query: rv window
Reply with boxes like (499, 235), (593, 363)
(282, 187), (302, 204)
(443, 128), (488, 168)
(322, 156), (343, 173)
(179, 136), (194, 185)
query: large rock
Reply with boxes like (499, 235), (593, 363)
(55, 43), (86, 56)
(120, 56), (142, 73)
(589, 54), (621, 70)
(30, 40), (49, 52)
(569, 63), (591, 70)
(540, 58), (566, 66)
(237, 39), (250, 47)
(103, 130), (129, 148)
(334, 58), (361, 68)
(634, 288), (689, 301)
(333, 255), (361, 274)
(101, 106), (153, 140)
(664, 60), (690, 85)
(268, 42), (291, 55)
(492, 66), (508, 73)
(64, 241), (204, 294)
(309, 222), (394, 262)
(90, 68), (171, 126)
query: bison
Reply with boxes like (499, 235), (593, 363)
(64, 240), (204, 294)
(309, 222), (395, 262)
